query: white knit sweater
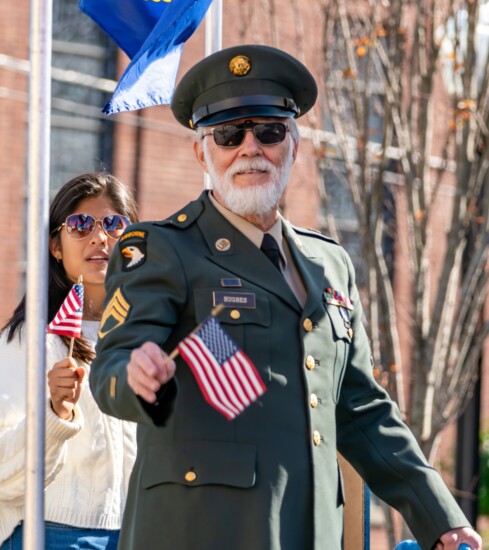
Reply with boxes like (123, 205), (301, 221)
(0, 321), (137, 544)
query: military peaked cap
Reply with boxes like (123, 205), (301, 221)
(171, 44), (318, 129)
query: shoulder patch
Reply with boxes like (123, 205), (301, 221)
(119, 230), (147, 271)
(120, 229), (147, 243)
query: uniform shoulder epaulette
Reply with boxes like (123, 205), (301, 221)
(292, 225), (339, 245)
(153, 197), (205, 229)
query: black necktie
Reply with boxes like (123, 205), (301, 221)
(260, 233), (282, 272)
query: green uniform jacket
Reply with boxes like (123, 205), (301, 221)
(91, 191), (469, 550)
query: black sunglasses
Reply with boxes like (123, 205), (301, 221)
(202, 121), (290, 148)
(53, 213), (130, 240)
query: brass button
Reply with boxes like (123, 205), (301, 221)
(185, 471), (197, 482)
(313, 431), (322, 446)
(177, 213), (187, 222)
(305, 355), (315, 370)
(230, 309), (241, 320)
(303, 318), (313, 332)
(310, 393), (318, 408)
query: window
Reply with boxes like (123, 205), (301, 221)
(50, 1), (117, 193)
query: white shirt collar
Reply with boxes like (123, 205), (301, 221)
(208, 192), (287, 267)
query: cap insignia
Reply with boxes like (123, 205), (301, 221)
(229, 55), (251, 77)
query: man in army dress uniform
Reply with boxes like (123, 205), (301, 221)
(90, 45), (481, 550)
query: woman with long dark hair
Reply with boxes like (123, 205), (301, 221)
(0, 172), (139, 549)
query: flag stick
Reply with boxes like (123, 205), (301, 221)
(68, 275), (84, 359)
(168, 303), (225, 361)
(68, 338), (75, 358)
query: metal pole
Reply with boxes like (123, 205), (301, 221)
(205, 0), (222, 56)
(24, 0), (52, 544)
(204, 0), (222, 189)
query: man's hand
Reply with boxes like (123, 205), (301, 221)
(434, 527), (482, 550)
(48, 357), (86, 420)
(126, 342), (176, 403)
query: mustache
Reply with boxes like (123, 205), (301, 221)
(227, 158), (277, 177)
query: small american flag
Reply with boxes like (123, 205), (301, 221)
(177, 316), (267, 420)
(47, 283), (84, 338)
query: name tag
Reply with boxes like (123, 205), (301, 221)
(213, 291), (256, 309)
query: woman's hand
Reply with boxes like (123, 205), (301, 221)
(47, 357), (86, 420)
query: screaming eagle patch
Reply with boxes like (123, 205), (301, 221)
(119, 230), (147, 271)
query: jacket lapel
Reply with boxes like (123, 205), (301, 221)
(197, 195), (301, 312)
(282, 220), (330, 319)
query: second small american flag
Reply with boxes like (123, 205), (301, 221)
(177, 316), (266, 420)
(47, 283), (84, 338)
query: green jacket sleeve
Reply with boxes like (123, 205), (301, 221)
(335, 250), (469, 550)
(90, 222), (186, 426)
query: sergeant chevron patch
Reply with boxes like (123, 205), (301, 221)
(98, 287), (131, 339)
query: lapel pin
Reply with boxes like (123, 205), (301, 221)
(215, 238), (231, 252)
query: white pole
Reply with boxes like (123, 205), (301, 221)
(204, 0), (222, 189)
(205, 0), (222, 56)
(24, 0), (52, 544)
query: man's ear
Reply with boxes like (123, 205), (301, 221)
(291, 139), (299, 162)
(194, 140), (208, 172)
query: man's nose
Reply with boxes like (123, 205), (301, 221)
(238, 128), (262, 154)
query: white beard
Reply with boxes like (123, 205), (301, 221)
(204, 141), (294, 216)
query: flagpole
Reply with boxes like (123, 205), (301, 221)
(24, 0), (52, 544)
(204, 0), (222, 190)
(205, 0), (222, 57)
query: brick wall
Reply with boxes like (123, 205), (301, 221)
(0, 0), (30, 325)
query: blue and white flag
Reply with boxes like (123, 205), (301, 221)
(79, 0), (166, 59)
(90, 0), (213, 114)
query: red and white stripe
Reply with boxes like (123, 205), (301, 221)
(47, 285), (83, 338)
(178, 333), (266, 421)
